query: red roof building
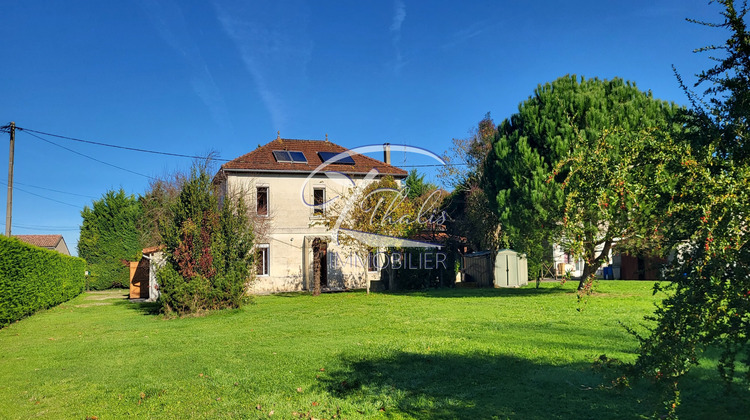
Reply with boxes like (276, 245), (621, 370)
(14, 234), (71, 256)
(213, 137), (408, 294)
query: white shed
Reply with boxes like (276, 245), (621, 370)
(493, 250), (528, 287)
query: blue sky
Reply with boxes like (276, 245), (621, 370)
(0, 1), (730, 255)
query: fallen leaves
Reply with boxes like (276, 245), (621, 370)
(291, 411), (320, 419)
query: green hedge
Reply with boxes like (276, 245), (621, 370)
(85, 262), (129, 291)
(0, 235), (86, 327)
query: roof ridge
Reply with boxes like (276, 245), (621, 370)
(13, 234), (65, 248)
(218, 137), (408, 177)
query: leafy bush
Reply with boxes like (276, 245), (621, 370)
(387, 248), (457, 290)
(0, 236), (85, 327)
(632, 1), (750, 394)
(85, 262), (128, 291)
(391, 266), (431, 290)
(157, 165), (255, 315)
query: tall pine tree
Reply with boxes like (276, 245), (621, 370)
(482, 75), (681, 288)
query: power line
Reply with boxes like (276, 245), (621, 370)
(22, 130), (156, 180)
(10, 124), (467, 171)
(13, 222), (79, 229)
(13, 126), (464, 167)
(13, 224), (80, 232)
(17, 126), (229, 161)
(1, 179), (98, 199)
(1, 181), (82, 208)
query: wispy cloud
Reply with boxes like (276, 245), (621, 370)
(442, 20), (495, 49)
(138, 0), (233, 132)
(390, 0), (407, 74)
(391, 0), (406, 33)
(214, 1), (313, 131)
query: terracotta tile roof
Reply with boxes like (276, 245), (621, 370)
(218, 138), (408, 177)
(412, 231), (468, 244)
(142, 245), (164, 255)
(14, 234), (64, 249)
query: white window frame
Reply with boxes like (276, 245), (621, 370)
(256, 186), (269, 217)
(313, 187), (326, 217)
(256, 244), (270, 276)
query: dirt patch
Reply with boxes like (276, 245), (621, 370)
(75, 302), (113, 308)
(84, 290), (128, 300)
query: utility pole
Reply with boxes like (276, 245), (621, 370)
(5, 122), (15, 236)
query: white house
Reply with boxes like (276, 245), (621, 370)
(551, 242), (613, 278)
(213, 136), (408, 293)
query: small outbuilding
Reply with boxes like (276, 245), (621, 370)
(462, 251), (494, 287)
(128, 246), (164, 302)
(461, 249), (529, 288)
(494, 249), (528, 287)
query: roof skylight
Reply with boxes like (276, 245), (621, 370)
(272, 150), (307, 163)
(318, 151), (355, 165)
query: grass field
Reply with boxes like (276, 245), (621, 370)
(0, 281), (747, 419)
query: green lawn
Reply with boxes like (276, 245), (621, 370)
(0, 281), (746, 419)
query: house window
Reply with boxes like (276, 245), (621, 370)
(256, 244), (270, 276)
(313, 187), (325, 216)
(257, 186), (268, 216)
(368, 249), (378, 272)
(218, 182), (226, 209)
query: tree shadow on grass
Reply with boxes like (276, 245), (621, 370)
(317, 351), (658, 419)
(676, 350), (750, 417)
(273, 292), (312, 298)
(112, 299), (161, 315)
(388, 285), (575, 299)
(315, 349), (750, 419)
